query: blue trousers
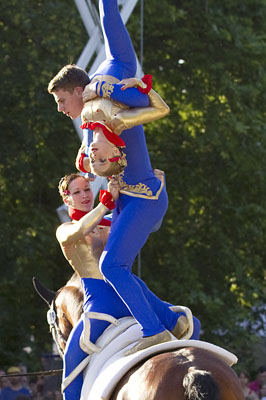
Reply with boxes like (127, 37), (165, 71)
(90, 0), (197, 340)
(63, 278), (130, 400)
(90, 0), (136, 81)
(63, 1), (201, 398)
(100, 191), (173, 336)
(63, 278), (201, 400)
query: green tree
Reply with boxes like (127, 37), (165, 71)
(0, 0), (265, 375)
(0, 0), (88, 368)
(134, 0), (266, 371)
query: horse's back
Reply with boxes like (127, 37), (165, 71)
(111, 347), (244, 400)
(181, 347), (243, 399)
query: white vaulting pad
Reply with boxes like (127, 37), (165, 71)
(80, 317), (238, 400)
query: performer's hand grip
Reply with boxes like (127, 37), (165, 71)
(99, 190), (115, 210)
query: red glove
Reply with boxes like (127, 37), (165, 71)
(137, 74), (152, 94)
(99, 190), (115, 210)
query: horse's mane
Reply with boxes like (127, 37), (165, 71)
(65, 272), (82, 289)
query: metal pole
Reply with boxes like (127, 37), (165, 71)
(140, 0), (144, 69)
(138, 251), (142, 278)
(138, 0), (144, 278)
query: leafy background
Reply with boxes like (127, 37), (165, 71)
(0, 0), (265, 376)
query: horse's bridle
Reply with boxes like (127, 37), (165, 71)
(47, 298), (67, 358)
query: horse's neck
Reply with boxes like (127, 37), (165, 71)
(64, 286), (83, 327)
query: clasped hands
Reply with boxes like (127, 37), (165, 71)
(107, 177), (120, 201)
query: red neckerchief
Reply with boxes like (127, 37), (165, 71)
(68, 206), (111, 226)
(80, 122), (125, 148)
(68, 206), (87, 221)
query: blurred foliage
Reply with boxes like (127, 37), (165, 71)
(0, 0), (265, 375)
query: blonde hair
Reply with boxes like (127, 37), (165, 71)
(91, 162), (123, 177)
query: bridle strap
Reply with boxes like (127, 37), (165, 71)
(47, 299), (66, 358)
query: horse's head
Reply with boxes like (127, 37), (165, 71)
(33, 274), (84, 357)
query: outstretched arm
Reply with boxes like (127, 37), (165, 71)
(56, 202), (109, 246)
(57, 183), (117, 245)
(110, 79), (170, 133)
(82, 76), (165, 118)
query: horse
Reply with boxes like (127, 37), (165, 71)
(33, 274), (244, 400)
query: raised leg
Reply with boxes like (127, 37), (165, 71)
(100, 191), (169, 337)
(134, 276), (201, 340)
(92, 0), (137, 80)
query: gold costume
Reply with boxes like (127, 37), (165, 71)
(56, 203), (110, 279)
(118, 171), (165, 200)
(81, 76), (170, 135)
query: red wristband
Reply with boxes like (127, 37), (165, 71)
(99, 190), (115, 210)
(78, 153), (88, 174)
(137, 74), (152, 94)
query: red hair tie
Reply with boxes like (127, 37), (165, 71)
(78, 153), (88, 174)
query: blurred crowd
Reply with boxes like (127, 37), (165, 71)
(0, 365), (62, 400)
(238, 366), (266, 400)
(1, 362), (265, 399)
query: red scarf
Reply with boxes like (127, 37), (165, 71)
(68, 206), (87, 221)
(68, 206), (111, 226)
(80, 122), (125, 148)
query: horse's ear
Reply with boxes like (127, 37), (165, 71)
(32, 277), (56, 307)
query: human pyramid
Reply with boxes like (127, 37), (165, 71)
(48, 0), (201, 398)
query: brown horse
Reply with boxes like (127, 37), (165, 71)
(33, 274), (244, 400)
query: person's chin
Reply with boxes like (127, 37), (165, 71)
(82, 205), (92, 212)
(72, 113), (81, 120)
(94, 164), (110, 176)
